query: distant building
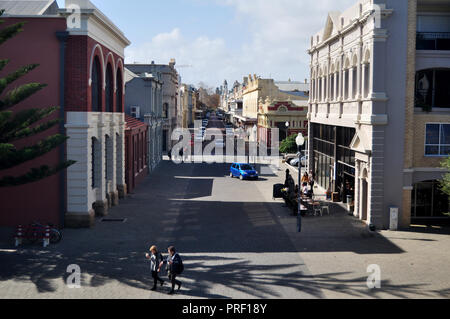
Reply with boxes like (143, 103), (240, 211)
(124, 66), (164, 172)
(124, 115), (149, 193)
(240, 75), (309, 142)
(179, 84), (196, 128)
(126, 61), (179, 153)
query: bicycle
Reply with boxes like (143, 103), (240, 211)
(22, 221), (62, 245)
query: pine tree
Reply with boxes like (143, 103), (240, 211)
(0, 10), (75, 187)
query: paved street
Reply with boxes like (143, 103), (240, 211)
(1, 116), (450, 299)
(1, 152), (450, 298)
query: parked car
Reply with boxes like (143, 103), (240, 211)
(288, 156), (307, 168)
(290, 158), (299, 167)
(301, 155), (308, 167)
(230, 163), (259, 180)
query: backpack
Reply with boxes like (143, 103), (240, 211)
(171, 254), (184, 275)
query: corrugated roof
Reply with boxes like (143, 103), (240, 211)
(280, 90), (309, 98)
(125, 115), (148, 130)
(0, 0), (58, 15)
(292, 100), (309, 107)
(275, 81), (309, 92)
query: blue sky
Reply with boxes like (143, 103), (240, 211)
(56, 0), (355, 88)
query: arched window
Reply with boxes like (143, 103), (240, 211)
(116, 69), (123, 113)
(91, 56), (102, 112)
(105, 64), (114, 113)
(364, 62), (370, 98)
(330, 73), (335, 101)
(344, 68), (349, 100)
(336, 63), (340, 99)
(363, 50), (371, 99)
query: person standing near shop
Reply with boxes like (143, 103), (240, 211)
(309, 171), (316, 195)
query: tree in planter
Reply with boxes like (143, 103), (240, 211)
(0, 10), (75, 187)
(279, 134), (298, 154)
(439, 157), (450, 197)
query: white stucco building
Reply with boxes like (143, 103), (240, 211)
(308, 0), (450, 229)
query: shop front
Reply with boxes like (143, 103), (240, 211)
(411, 180), (450, 222)
(311, 123), (356, 203)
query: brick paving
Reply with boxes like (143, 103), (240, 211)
(0, 159), (449, 299)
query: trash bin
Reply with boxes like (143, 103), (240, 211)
(347, 195), (353, 211)
(390, 207), (399, 231)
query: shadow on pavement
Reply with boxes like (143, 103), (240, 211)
(0, 160), (439, 298)
(0, 249), (443, 299)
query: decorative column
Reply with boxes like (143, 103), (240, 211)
(65, 113), (95, 228)
(94, 125), (108, 217)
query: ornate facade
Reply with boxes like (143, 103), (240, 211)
(308, 0), (450, 229)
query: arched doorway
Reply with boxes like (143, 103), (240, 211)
(105, 134), (114, 201)
(91, 137), (101, 189)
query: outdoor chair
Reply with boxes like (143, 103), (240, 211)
(321, 204), (331, 215)
(313, 202), (322, 216)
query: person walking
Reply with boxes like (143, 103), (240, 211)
(145, 245), (165, 291)
(166, 246), (183, 295)
(309, 171), (316, 195)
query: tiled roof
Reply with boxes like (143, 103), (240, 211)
(0, 0), (58, 15)
(125, 115), (148, 130)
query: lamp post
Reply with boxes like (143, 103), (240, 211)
(285, 121), (290, 140)
(296, 133), (305, 233)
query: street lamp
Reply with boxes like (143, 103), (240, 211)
(296, 133), (305, 233)
(285, 121), (290, 140)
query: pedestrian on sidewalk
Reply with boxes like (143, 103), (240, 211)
(301, 172), (309, 185)
(145, 245), (165, 291)
(309, 171), (316, 195)
(165, 246), (183, 295)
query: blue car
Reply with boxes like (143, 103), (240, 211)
(230, 163), (259, 180)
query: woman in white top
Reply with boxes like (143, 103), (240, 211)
(145, 245), (165, 291)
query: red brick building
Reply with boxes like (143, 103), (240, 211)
(0, 0), (131, 228)
(125, 115), (149, 193)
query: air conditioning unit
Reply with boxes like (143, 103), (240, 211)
(131, 106), (140, 119)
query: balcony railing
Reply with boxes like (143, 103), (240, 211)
(417, 32), (450, 50)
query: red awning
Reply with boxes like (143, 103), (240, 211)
(125, 115), (148, 130)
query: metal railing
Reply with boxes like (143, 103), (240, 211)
(417, 32), (450, 50)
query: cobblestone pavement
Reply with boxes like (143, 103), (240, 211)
(0, 159), (449, 299)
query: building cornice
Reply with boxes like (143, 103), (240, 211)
(308, 7), (393, 54)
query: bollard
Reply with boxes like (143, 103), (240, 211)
(15, 225), (23, 247)
(43, 225), (50, 248)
